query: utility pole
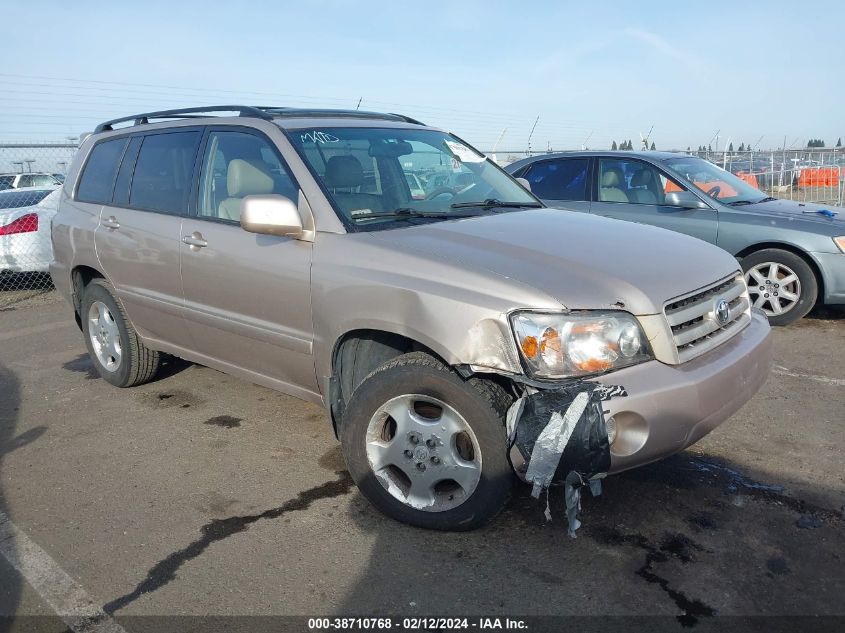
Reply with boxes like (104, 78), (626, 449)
(355, 97), (362, 110)
(24, 159), (35, 173)
(527, 116), (539, 156)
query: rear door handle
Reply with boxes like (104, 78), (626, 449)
(102, 216), (120, 229)
(182, 232), (208, 250)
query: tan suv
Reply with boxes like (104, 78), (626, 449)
(51, 106), (773, 530)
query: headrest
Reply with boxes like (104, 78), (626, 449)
(227, 159), (274, 198)
(631, 169), (652, 186)
(601, 169), (623, 188)
(325, 155), (364, 189)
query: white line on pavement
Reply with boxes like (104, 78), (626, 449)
(0, 509), (128, 633)
(772, 365), (845, 387)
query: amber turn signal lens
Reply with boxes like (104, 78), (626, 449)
(521, 335), (538, 358)
(834, 236), (845, 253)
(572, 357), (613, 372)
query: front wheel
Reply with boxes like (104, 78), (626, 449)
(340, 352), (513, 530)
(741, 248), (818, 326)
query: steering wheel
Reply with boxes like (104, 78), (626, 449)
(705, 185), (721, 198)
(425, 187), (456, 200)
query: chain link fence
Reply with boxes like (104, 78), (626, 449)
(1, 144), (76, 307)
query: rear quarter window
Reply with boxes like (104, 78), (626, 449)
(76, 138), (128, 204)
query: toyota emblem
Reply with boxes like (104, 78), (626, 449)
(715, 299), (730, 325)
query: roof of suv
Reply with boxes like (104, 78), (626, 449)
(94, 105), (427, 133)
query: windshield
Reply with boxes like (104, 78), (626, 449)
(663, 156), (766, 204)
(287, 127), (539, 229)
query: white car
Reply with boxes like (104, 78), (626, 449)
(0, 187), (60, 273)
(0, 173), (62, 191)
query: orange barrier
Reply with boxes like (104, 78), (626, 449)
(736, 171), (760, 189)
(799, 167), (839, 188)
(665, 179), (738, 199)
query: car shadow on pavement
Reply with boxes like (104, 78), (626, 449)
(0, 362), (23, 628)
(62, 353), (193, 383)
(807, 304), (844, 321)
(332, 450), (843, 628)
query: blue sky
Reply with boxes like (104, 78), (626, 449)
(1, 0), (843, 151)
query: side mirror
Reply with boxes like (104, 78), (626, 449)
(240, 195), (303, 238)
(665, 190), (710, 209)
(516, 177), (531, 192)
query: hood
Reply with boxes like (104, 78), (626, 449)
(370, 208), (739, 315)
(728, 198), (845, 228)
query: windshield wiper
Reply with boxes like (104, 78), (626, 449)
(450, 198), (543, 210)
(727, 197), (776, 206)
(350, 207), (482, 222)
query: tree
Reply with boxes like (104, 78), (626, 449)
(837, 137), (842, 147)
(650, 141), (656, 151)
(738, 143), (745, 152)
(708, 144), (712, 152)
(728, 142), (734, 152)
(687, 146), (691, 152)
(611, 140), (618, 150)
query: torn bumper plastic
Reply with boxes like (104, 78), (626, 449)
(596, 309), (773, 473)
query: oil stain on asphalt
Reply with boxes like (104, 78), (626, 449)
(204, 415), (242, 429)
(103, 469), (355, 614)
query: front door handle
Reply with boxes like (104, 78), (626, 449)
(182, 232), (208, 250)
(102, 216), (120, 229)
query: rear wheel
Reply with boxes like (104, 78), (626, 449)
(340, 352), (513, 530)
(81, 279), (161, 387)
(741, 248), (817, 326)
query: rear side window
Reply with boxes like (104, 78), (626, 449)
(522, 158), (589, 201)
(129, 131), (201, 214)
(77, 138), (128, 204)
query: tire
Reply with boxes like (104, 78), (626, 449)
(741, 248), (818, 326)
(80, 279), (161, 387)
(340, 352), (513, 531)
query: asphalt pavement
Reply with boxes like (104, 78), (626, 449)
(0, 292), (842, 632)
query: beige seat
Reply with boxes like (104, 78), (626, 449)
(628, 169), (658, 204)
(600, 169), (629, 202)
(218, 159), (275, 221)
(324, 155), (383, 214)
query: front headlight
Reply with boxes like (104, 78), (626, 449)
(834, 236), (845, 254)
(510, 311), (652, 379)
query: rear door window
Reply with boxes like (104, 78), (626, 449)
(521, 158), (589, 201)
(76, 138), (128, 204)
(129, 131), (201, 214)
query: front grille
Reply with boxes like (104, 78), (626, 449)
(664, 273), (751, 363)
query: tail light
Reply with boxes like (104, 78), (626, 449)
(0, 213), (38, 235)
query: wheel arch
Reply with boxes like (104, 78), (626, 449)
(328, 329), (447, 436)
(70, 265), (105, 330)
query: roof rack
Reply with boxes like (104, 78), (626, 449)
(94, 105), (274, 133)
(256, 107), (425, 126)
(94, 105), (426, 134)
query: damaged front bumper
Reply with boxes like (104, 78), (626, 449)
(510, 310), (773, 478)
(597, 310), (773, 473)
